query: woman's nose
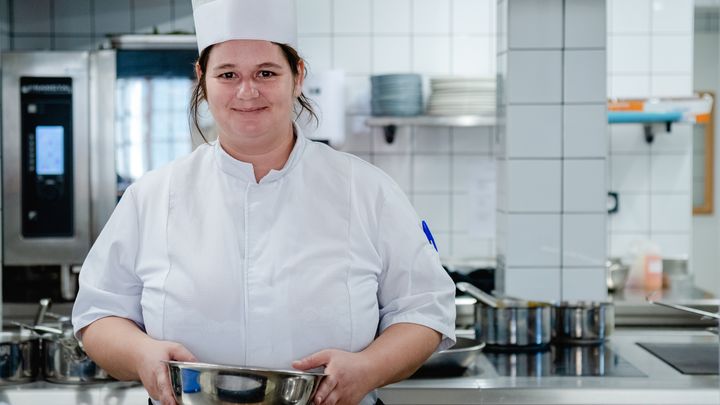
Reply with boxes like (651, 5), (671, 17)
(236, 80), (259, 99)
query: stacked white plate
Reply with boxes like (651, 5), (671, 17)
(370, 74), (423, 116)
(426, 77), (496, 116)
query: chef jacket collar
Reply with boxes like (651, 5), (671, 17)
(214, 123), (307, 184)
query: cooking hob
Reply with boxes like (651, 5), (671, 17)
(484, 344), (646, 378)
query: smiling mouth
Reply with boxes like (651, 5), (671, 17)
(233, 107), (268, 113)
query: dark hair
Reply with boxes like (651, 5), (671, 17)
(189, 42), (318, 142)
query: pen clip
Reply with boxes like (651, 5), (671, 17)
(421, 220), (438, 252)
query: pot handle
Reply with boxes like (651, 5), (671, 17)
(456, 282), (498, 308)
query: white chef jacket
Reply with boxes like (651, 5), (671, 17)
(72, 126), (456, 404)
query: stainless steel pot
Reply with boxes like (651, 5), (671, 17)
(457, 283), (552, 350)
(552, 302), (614, 345)
(0, 332), (40, 385)
(455, 296), (477, 329)
(41, 333), (112, 384)
(166, 361), (324, 405)
(15, 315), (112, 384)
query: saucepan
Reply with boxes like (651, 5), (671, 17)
(552, 302), (615, 345)
(0, 331), (40, 385)
(14, 320), (113, 384)
(166, 361), (325, 405)
(456, 282), (552, 350)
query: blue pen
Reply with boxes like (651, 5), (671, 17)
(421, 220), (438, 252)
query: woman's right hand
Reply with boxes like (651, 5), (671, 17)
(135, 339), (197, 405)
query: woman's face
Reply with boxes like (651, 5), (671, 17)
(201, 40), (302, 144)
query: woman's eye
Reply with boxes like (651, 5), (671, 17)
(258, 71), (275, 78)
(220, 72), (235, 79)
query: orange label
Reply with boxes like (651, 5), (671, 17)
(608, 100), (644, 111)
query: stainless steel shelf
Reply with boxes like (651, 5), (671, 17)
(365, 114), (496, 143)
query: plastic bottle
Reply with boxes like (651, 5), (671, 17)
(643, 244), (663, 291)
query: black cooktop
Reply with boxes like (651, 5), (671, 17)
(485, 344), (646, 378)
(637, 342), (719, 375)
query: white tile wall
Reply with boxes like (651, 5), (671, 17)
(562, 267), (607, 301)
(652, 233), (690, 259)
(412, 36), (452, 74)
(506, 160), (561, 212)
(650, 75), (693, 97)
(413, 0), (451, 34)
(564, 50), (607, 103)
(608, 0), (651, 34)
(94, 0), (133, 36)
(651, 0), (693, 33)
(298, 0), (332, 34)
(609, 194), (650, 232)
(651, 194), (692, 232)
(610, 124), (649, 153)
(507, 0), (563, 49)
(453, 0), (492, 35)
(333, 36), (372, 74)
(413, 194), (451, 232)
(12, 0), (50, 33)
(498, 0), (608, 302)
(506, 214), (561, 266)
(610, 75), (651, 99)
(374, 155), (412, 193)
(564, 105), (608, 158)
(333, 0), (371, 34)
(563, 214), (606, 266)
(506, 105), (562, 158)
(298, 37), (333, 71)
(610, 155), (651, 192)
(133, 0), (171, 34)
(652, 124), (692, 153)
(506, 51), (562, 103)
(564, 159), (606, 213)
(54, 0), (91, 34)
(564, 0), (606, 49)
(413, 155), (451, 193)
(372, 0), (411, 34)
(452, 127), (493, 154)
(452, 36), (493, 76)
(606, 0), (694, 265)
(651, 154), (691, 192)
(372, 36), (412, 73)
(609, 36), (651, 74)
(413, 127), (450, 153)
(505, 267), (562, 301)
(651, 35), (693, 74)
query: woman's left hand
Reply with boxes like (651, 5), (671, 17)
(292, 349), (376, 405)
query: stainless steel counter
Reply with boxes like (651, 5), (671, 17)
(379, 329), (720, 404)
(611, 287), (718, 327)
(0, 329), (716, 405)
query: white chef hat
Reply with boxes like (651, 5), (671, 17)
(192, 0), (298, 54)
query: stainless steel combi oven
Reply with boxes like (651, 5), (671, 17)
(1, 36), (206, 309)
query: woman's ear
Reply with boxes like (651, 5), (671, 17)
(294, 60), (305, 98)
(195, 62), (203, 81)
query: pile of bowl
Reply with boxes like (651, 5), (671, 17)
(370, 74), (423, 116)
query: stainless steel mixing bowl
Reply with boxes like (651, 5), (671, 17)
(166, 361), (325, 405)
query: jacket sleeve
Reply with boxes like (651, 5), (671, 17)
(72, 186), (144, 340)
(375, 187), (457, 351)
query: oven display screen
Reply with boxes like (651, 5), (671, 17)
(35, 125), (65, 175)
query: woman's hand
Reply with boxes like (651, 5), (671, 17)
(292, 349), (376, 405)
(135, 339), (197, 405)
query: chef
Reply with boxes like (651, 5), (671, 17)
(71, 0), (456, 404)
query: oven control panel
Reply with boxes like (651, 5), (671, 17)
(20, 77), (74, 238)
